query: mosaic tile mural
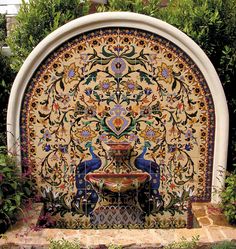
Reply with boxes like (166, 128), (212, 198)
(21, 28), (215, 229)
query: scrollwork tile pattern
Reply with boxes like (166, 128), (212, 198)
(21, 28), (215, 229)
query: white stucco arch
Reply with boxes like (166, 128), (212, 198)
(7, 12), (229, 203)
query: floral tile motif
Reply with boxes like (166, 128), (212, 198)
(21, 28), (215, 229)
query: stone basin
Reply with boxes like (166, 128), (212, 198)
(85, 172), (150, 193)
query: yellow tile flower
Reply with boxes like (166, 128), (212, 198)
(158, 62), (174, 84)
(140, 126), (161, 142)
(75, 127), (96, 142)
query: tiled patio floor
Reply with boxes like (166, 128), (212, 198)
(0, 203), (235, 248)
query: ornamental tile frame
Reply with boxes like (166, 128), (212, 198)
(7, 12), (229, 229)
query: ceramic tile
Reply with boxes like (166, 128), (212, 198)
(20, 28), (215, 228)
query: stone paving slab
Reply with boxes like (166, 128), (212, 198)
(0, 203), (235, 249)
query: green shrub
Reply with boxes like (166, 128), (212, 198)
(0, 14), (6, 46)
(221, 172), (236, 225)
(98, 0), (162, 14)
(0, 147), (34, 234)
(0, 14), (16, 146)
(7, 0), (90, 72)
(49, 239), (123, 249)
(212, 240), (236, 249)
(108, 245), (123, 249)
(49, 238), (81, 249)
(164, 235), (199, 249)
(0, 55), (15, 145)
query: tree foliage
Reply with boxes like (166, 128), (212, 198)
(7, 0), (90, 72)
(0, 150), (34, 234)
(0, 14), (15, 145)
(0, 14), (6, 46)
(221, 172), (236, 225)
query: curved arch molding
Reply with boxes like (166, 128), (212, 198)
(7, 12), (229, 229)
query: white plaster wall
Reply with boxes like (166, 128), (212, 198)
(7, 12), (229, 203)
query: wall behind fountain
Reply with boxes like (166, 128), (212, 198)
(20, 26), (215, 229)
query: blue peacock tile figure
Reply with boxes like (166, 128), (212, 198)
(73, 142), (101, 216)
(134, 141), (164, 215)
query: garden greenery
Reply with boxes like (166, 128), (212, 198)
(0, 147), (34, 234)
(212, 240), (236, 249)
(48, 239), (123, 249)
(0, 14), (15, 146)
(0, 14), (6, 45)
(163, 235), (199, 249)
(7, 0), (90, 72)
(221, 172), (236, 225)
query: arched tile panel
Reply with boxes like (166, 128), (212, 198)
(7, 13), (228, 229)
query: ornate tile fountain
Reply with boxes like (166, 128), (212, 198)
(7, 13), (229, 229)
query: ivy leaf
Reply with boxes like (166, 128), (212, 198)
(152, 144), (159, 152)
(10, 182), (17, 190)
(145, 121), (153, 125)
(172, 79), (177, 91)
(182, 120), (187, 126)
(173, 71), (181, 77)
(84, 71), (97, 85)
(168, 209), (175, 216)
(23, 187), (31, 196)
(123, 45), (135, 57)
(14, 194), (21, 205)
(125, 58), (136, 65)
(93, 91), (101, 101)
(60, 210), (67, 217)
(98, 58), (111, 65)
(77, 145), (84, 153)
(94, 85), (100, 90)
(39, 111), (49, 118)
(101, 46), (114, 57)
(126, 58), (147, 70)
(135, 92), (142, 102)
(82, 121), (91, 126)
(91, 58), (110, 67)
(59, 79), (65, 91)
(140, 49), (148, 60)
(137, 85), (143, 90)
(139, 71), (153, 85)
(188, 111), (198, 117)
(95, 122), (100, 131)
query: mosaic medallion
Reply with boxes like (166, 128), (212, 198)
(21, 28), (215, 229)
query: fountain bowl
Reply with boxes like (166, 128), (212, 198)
(85, 172), (150, 193)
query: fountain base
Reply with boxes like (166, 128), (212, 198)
(90, 205), (145, 227)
